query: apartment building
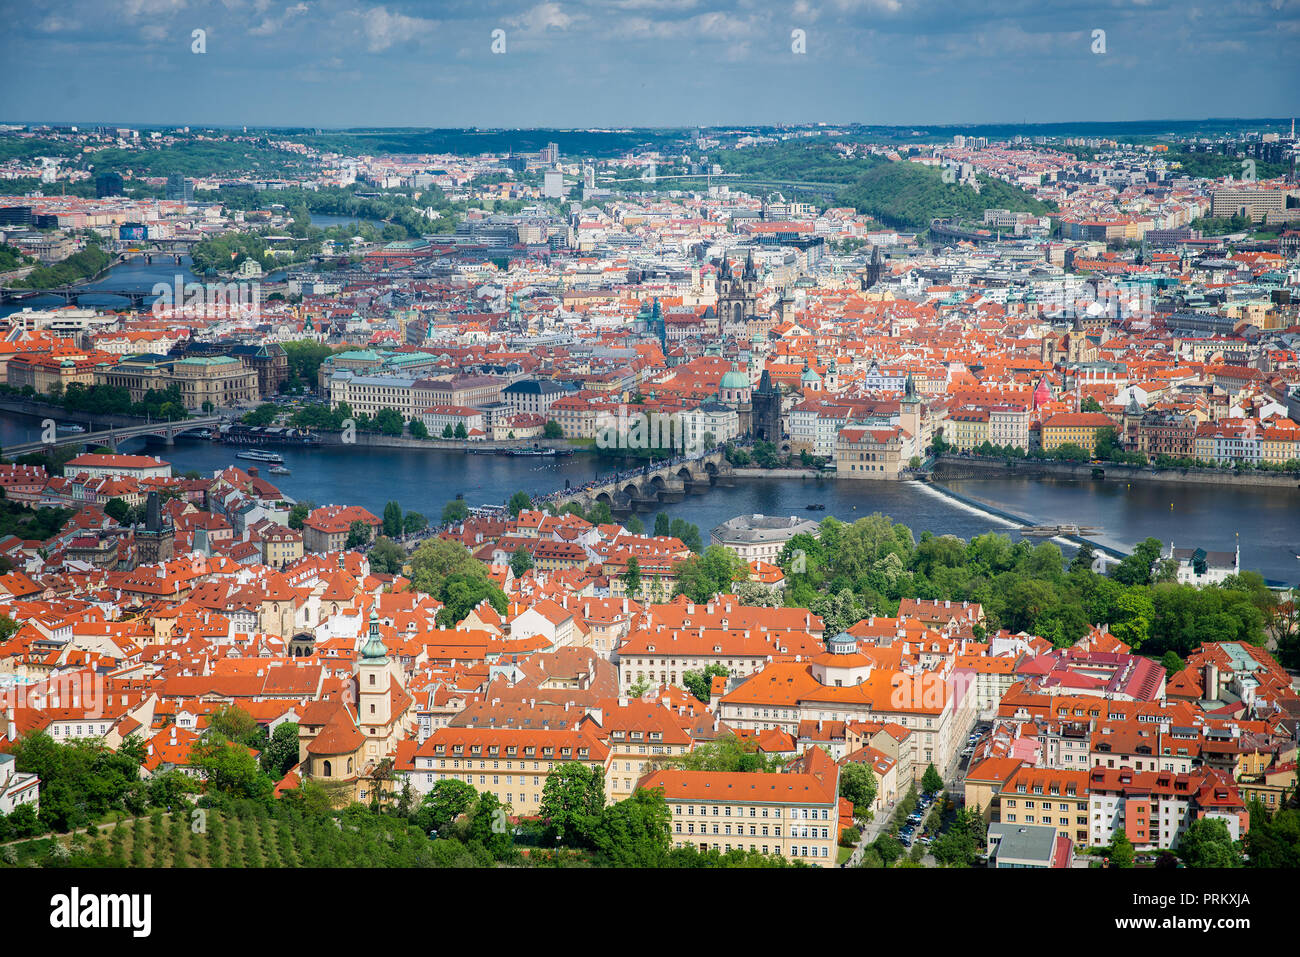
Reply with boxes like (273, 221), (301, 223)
(410, 727), (612, 812)
(639, 746), (841, 866)
(1087, 766), (1248, 850)
(997, 766), (1091, 849)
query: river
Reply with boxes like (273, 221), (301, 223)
(3, 414), (1295, 584)
(0, 255), (289, 319)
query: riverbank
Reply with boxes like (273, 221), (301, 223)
(731, 467), (823, 479)
(932, 454), (1300, 488)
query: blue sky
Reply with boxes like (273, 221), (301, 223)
(1, 0), (1297, 128)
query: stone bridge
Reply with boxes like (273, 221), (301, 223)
(546, 450), (734, 514)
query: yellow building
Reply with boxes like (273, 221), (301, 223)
(639, 747), (842, 866)
(836, 426), (909, 479)
(945, 409), (990, 452)
(1040, 412), (1115, 454)
(997, 766), (1091, 849)
(411, 727), (613, 813)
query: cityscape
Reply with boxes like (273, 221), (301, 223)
(0, 0), (1297, 932)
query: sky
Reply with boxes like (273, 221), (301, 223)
(0, 0), (1297, 129)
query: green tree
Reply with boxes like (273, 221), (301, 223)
(839, 761), (878, 817)
(441, 499), (470, 526)
(921, 763), (944, 796)
(509, 546), (534, 578)
(368, 537), (407, 575)
(346, 519), (373, 549)
(682, 662), (729, 702)
(408, 418), (429, 440)
(1178, 817), (1242, 868)
(538, 763), (606, 847)
(1108, 830), (1135, 868)
(260, 722), (300, 778)
(382, 501), (403, 538)
(507, 491), (532, 517)
(543, 420), (564, 439)
(621, 556), (642, 600)
(653, 513), (671, 537)
(590, 787), (672, 867)
(414, 779), (479, 835)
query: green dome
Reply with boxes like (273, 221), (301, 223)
(801, 365), (821, 384)
(720, 366), (749, 390)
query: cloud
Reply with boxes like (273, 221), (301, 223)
(357, 5), (438, 52)
(121, 0), (188, 16)
(510, 2), (582, 32)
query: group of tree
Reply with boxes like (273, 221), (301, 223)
(768, 512), (1278, 660)
(406, 537), (508, 626)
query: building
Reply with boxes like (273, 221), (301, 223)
(0, 751), (40, 816)
(95, 354), (258, 410)
(135, 491), (175, 565)
(709, 513), (821, 563)
(64, 454), (171, 481)
(835, 426), (910, 479)
(301, 505), (381, 554)
(502, 379), (570, 417)
(1209, 187), (1287, 222)
(1087, 766), (1248, 851)
(1165, 543), (1240, 586)
(411, 726), (611, 811)
(639, 745), (841, 866)
(986, 822), (1073, 868)
(1040, 412), (1115, 454)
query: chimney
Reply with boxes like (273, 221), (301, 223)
(5, 707), (15, 743)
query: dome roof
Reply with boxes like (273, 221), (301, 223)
(801, 365), (821, 384)
(720, 366), (749, 389)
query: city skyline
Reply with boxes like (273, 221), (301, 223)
(1, 0), (1297, 128)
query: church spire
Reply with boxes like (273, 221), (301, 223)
(360, 607), (387, 663)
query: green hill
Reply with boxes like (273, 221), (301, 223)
(837, 162), (1056, 230)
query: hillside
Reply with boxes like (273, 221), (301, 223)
(837, 162), (1056, 229)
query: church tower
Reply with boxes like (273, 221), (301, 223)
(357, 608), (394, 730)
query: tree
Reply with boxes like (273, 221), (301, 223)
(1178, 817), (1242, 868)
(543, 420), (564, 439)
(209, 705), (261, 747)
(408, 419), (429, 440)
(590, 787), (672, 867)
(672, 545), (746, 603)
(509, 546), (534, 578)
(625, 515), (645, 535)
(407, 538), (481, 597)
(414, 779), (478, 835)
(442, 423), (454, 438)
(104, 497), (132, 525)
(921, 763), (944, 796)
(346, 519), (373, 549)
(682, 663), (729, 702)
(402, 511), (428, 535)
(288, 500), (316, 530)
(436, 571), (507, 627)
(1108, 830), (1135, 868)
(467, 791), (513, 859)
(1160, 650), (1186, 674)
(188, 735), (272, 800)
(621, 556), (642, 600)
(1112, 537), (1163, 587)
(441, 499), (470, 526)
(260, 722), (300, 778)
(382, 501), (403, 538)
(507, 491), (532, 517)
(539, 763), (606, 847)
(839, 762), (878, 817)
(653, 513), (671, 537)
(368, 537), (407, 575)
(454, 422), (468, 439)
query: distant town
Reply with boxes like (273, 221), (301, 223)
(0, 117), (1297, 874)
